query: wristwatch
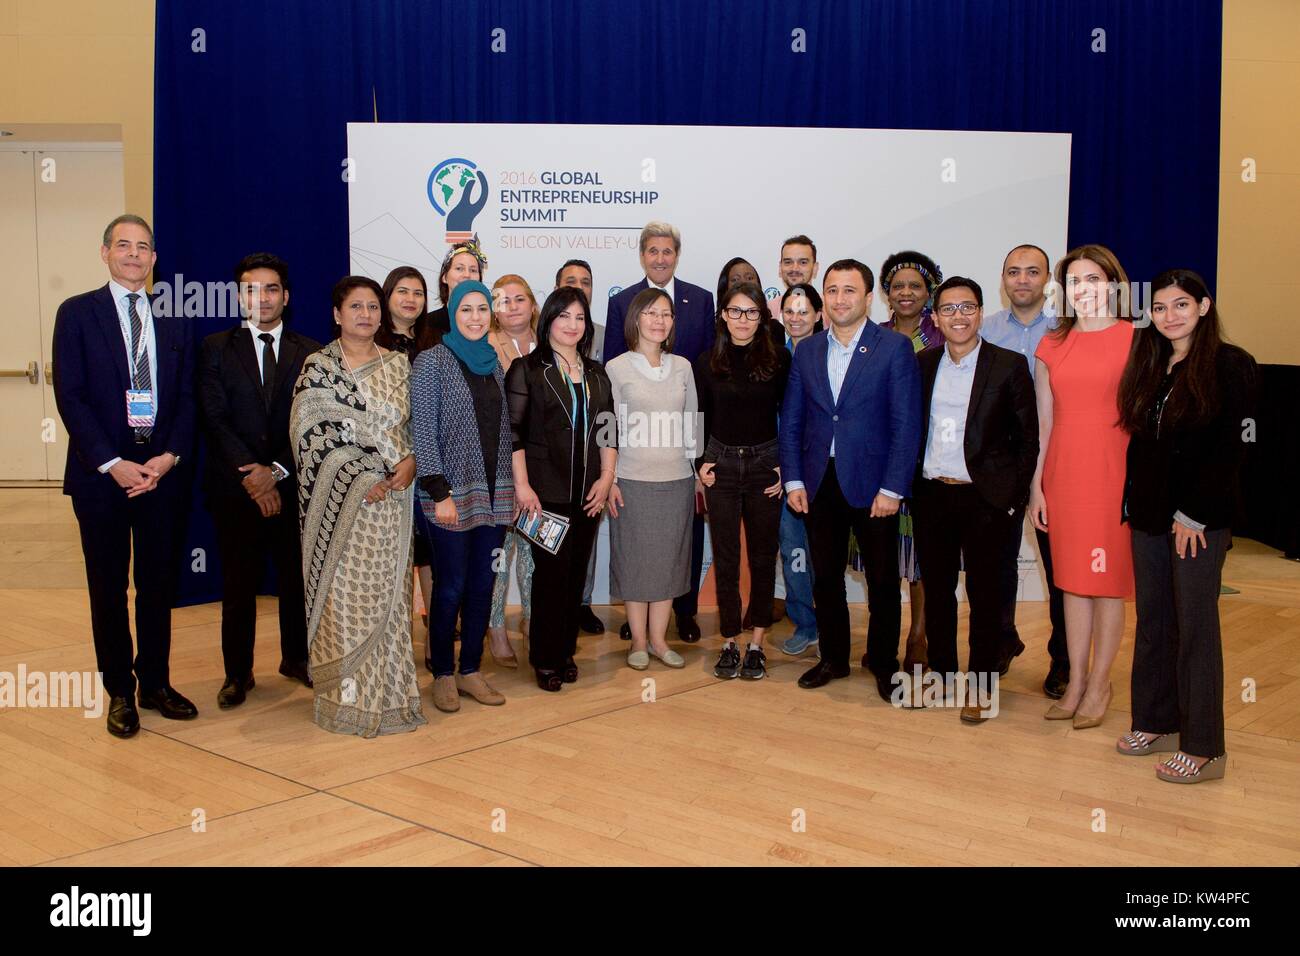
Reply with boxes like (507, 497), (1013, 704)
(167, 452), (182, 467)
(271, 462), (290, 482)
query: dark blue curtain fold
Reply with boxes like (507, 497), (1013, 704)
(155, 0), (1222, 604)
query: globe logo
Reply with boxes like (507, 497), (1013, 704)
(765, 286), (781, 300)
(427, 158), (476, 215)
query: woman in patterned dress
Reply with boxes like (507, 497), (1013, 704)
(881, 250), (944, 674)
(291, 276), (425, 738)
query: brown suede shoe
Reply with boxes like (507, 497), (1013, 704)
(432, 675), (460, 713)
(456, 671), (505, 706)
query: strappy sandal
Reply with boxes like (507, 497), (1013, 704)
(1116, 730), (1180, 756)
(535, 668), (563, 692)
(1157, 752), (1226, 784)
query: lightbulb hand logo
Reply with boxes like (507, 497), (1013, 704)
(428, 158), (490, 245)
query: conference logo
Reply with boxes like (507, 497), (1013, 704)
(427, 157), (490, 245)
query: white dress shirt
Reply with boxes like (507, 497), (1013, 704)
(922, 338), (982, 482)
(98, 280), (159, 473)
(648, 276), (676, 302)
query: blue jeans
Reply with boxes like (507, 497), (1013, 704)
(428, 521), (507, 678)
(779, 500), (817, 639)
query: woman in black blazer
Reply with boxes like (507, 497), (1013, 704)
(1116, 269), (1257, 784)
(505, 287), (617, 691)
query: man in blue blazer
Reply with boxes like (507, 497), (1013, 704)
(52, 214), (197, 738)
(602, 221), (715, 643)
(779, 258), (922, 701)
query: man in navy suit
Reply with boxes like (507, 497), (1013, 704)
(603, 221), (715, 643)
(198, 253), (320, 709)
(779, 258), (922, 701)
(52, 214), (197, 738)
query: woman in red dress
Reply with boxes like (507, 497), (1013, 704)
(1029, 245), (1135, 729)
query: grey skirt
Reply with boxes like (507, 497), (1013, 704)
(608, 476), (695, 603)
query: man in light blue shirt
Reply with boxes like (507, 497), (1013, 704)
(979, 244), (1069, 700)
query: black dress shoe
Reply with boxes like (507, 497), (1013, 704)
(278, 659), (313, 688)
(561, 656), (579, 683)
(535, 668), (563, 692)
(106, 695), (140, 738)
(997, 637), (1027, 676)
(620, 622), (632, 641)
(1043, 661), (1070, 700)
(217, 673), (255, 709)
(872, 671), (900, 703)
(676, 614), (701, 644)
(137, 686), (198, 720)
(798, 659), (850, 689)
(578, 605), (606, 634)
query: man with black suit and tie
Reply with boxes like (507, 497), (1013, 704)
(52, 214), (197, 738)
(780, 259), (923, 700)
(198, 253), (321, 708)
(603, 221), (715, 643)
(910, 277), (1039, 721)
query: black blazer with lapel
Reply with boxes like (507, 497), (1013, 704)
(505, 348), (615, 505)
(197, 324), (321, 500)
(52, 284), (195, 498)
(916, 339), (1039, 514)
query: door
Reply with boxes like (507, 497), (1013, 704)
(0, 151), (47, 479)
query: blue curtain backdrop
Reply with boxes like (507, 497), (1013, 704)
(155, 0), (1223, 604)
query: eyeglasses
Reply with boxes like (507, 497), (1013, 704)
(640, 309), (673, 320)
(724, 306), (762, 320)
(936, 302), (980, 317)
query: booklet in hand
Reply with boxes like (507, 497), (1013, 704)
(515, 508), (571, 555)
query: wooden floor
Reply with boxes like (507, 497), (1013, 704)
(1, 487), (1298, 867)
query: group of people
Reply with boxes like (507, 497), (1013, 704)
(52, 214), (1256, 786)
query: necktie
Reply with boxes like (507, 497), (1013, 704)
(126, 293), (153, 439)
(259, 332), (276, 407)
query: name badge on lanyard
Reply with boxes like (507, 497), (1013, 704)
(126, 389), (155, 427)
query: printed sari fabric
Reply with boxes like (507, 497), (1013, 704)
(291, 340), (426, 737)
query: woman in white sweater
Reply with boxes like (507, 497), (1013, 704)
(606, 288), (700, 670)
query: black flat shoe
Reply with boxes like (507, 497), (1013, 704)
(535, 668), (563, 692)
(579, 605), (606, 634)
(620, 622), (632, 641)
(217, 673), (255, 709)
(561, 657), (579, 683)
(1043, 661), (1070, 700)
(798, 660), (849, 689)
(138, 686), (198, 720)
(278, 659), (313, 688)
(676, 614), (701, 644)
(106, 695), (139, 738)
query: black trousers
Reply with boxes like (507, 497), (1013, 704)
(805, 459), (901, 673)
(528, 500), (600, 672)
(913, 480), (1018, 676)
(671, 513), (706, 619)
(702, 438), (783, 638)
(1000, 515), (1069, 670)
(1130, 526), (1230, 758)
(71, 473), (188, 698)
(211, 490), (309, 679)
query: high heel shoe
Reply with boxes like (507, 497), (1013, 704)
(902, 635), (928, 675)
(1072, 682), (1112, 729)
(487, 628), (518, 668)
(1044, 702), (1077, 720)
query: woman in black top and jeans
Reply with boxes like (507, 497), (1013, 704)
(506, 287), (617, 691)
(695, 282), (790, 681)
(1116, 269), (1257, 783)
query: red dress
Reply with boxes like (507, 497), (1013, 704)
(1035, 321), (1135, 598)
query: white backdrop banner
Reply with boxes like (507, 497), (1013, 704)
(348, 122), (1070, 605)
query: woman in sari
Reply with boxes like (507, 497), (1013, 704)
(291, 275), (425, 737)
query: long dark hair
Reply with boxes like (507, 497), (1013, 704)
(536, 286), (594, 360)
(1117, 269), (1225, 433)
(376, 266), (429, 350)
(709, 282), (780, 381)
